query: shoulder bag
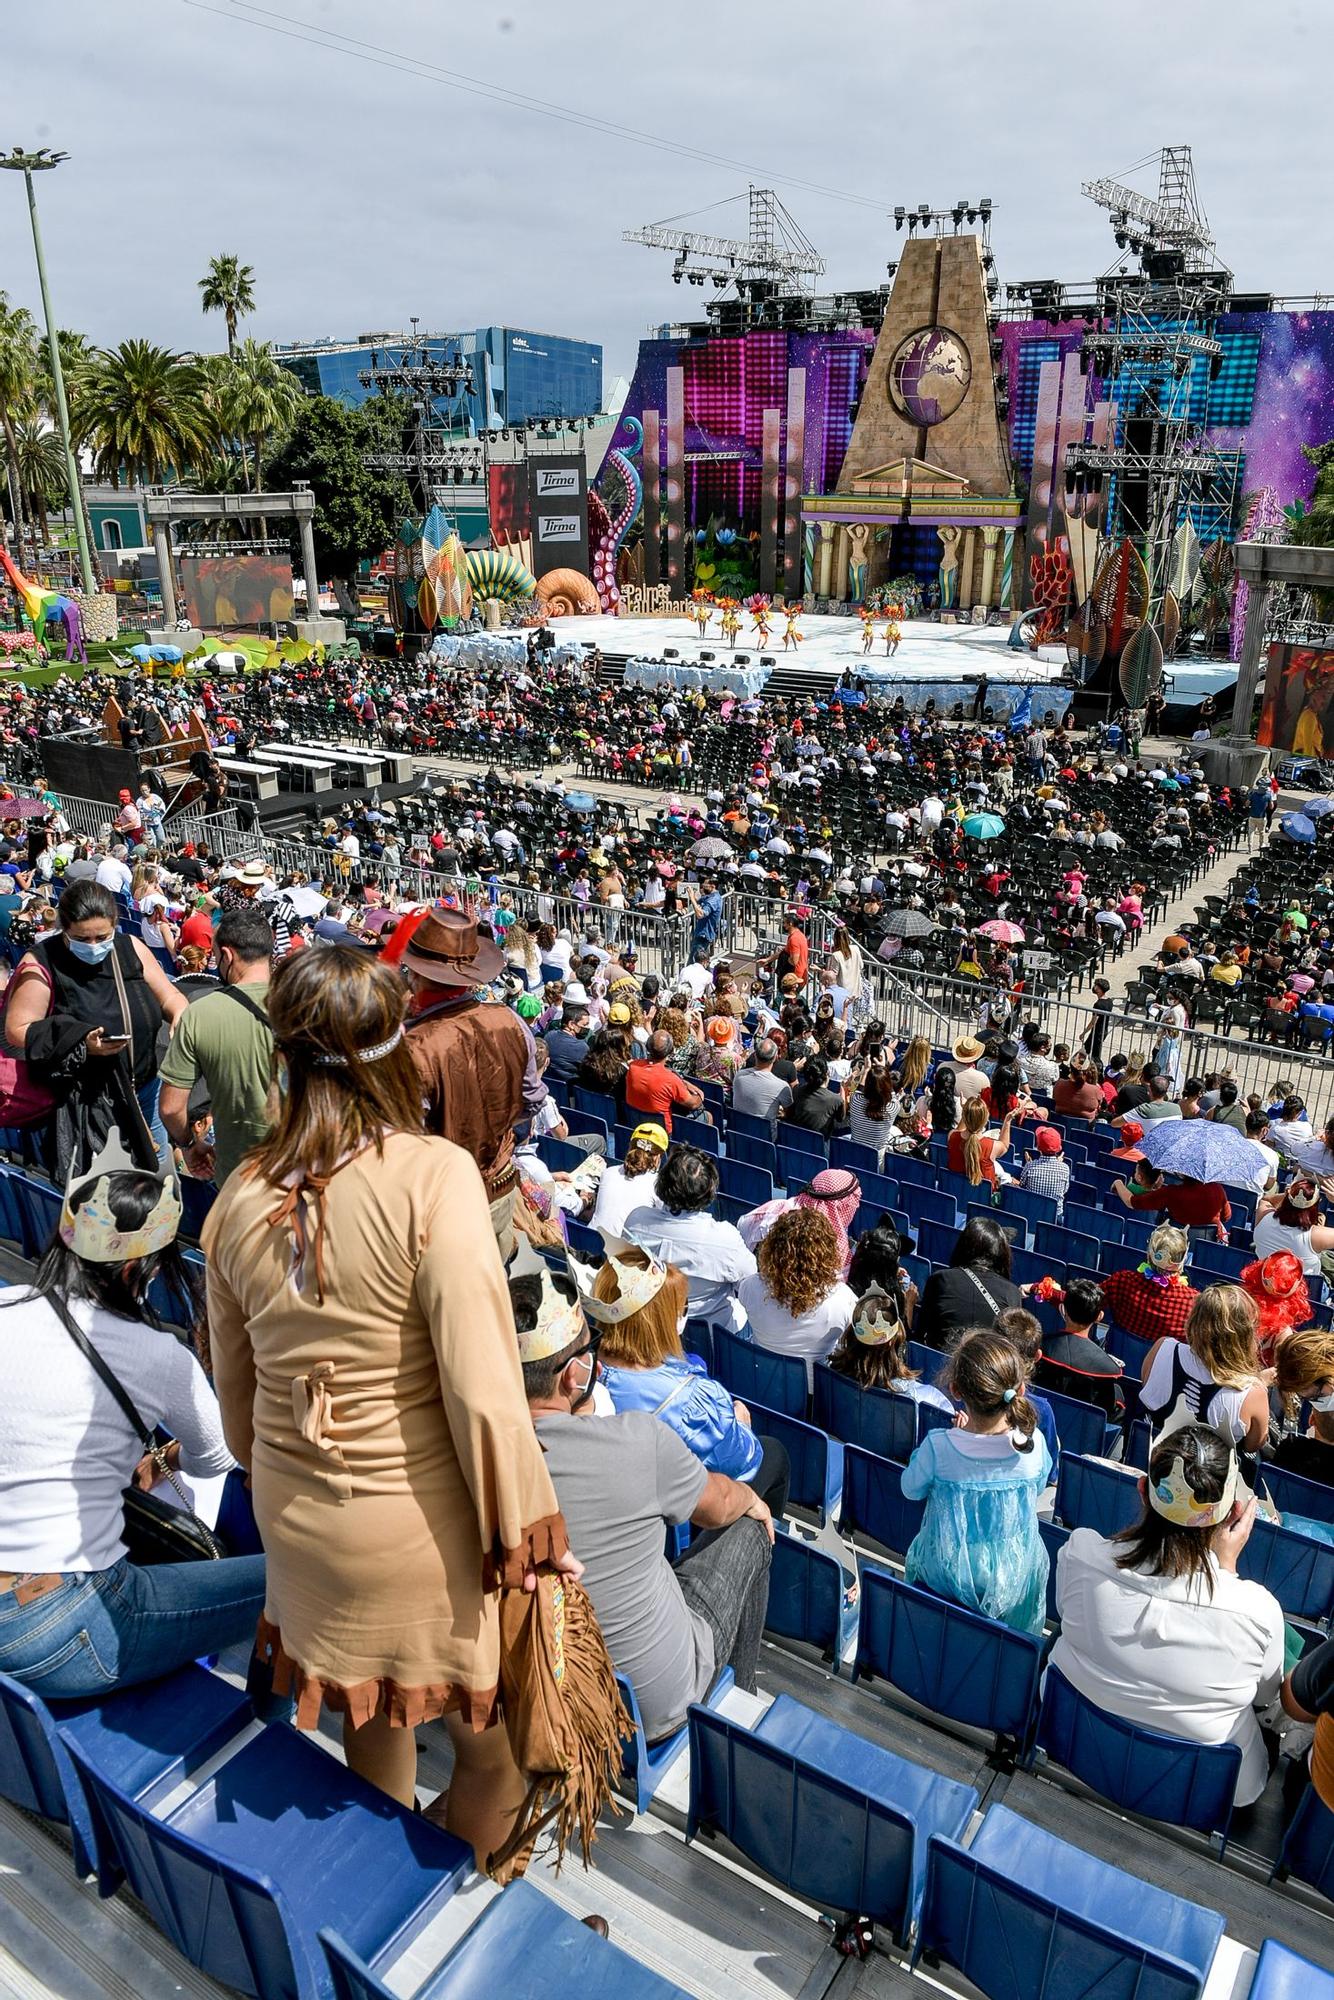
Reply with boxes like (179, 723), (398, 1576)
(47, 1291), (229, 1564)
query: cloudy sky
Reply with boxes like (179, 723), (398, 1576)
(4, 0), (1328, 386)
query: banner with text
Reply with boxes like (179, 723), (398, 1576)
(527, 456), (589, 582)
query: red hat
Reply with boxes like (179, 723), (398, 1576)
(1035, 1126), (1063, 1155)
(1118, 1119), (1145, 1146)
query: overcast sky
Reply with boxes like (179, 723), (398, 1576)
(4, 0), (1328, 388)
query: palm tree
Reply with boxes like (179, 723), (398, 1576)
(198, 253), (256, 357)
(0, 291), (41, 537)
(81, 340), (218, 489)
(223, 339), (305, 490)
(13, 420), (65, 544)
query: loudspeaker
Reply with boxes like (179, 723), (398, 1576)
(1119, 417), (1154, 538)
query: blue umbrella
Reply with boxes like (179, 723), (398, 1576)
(562, 791), (596, 814)
(1279, 812), (1317, 843)
(1304, 797), (1334, 818)
(1136, 1119), (1268, 1185)
(962, 812), (1006, 840)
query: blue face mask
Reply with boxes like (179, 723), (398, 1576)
(66, 935), (115, 965)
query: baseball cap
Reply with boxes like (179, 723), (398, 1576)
(630, 1122), (669, 1152)
(1118, 1119), (1145, 1146)
(608, 1002), (632, 1025)
(1035, 1126), (1063, 1155)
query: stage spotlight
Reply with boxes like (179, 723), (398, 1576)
(894, 205), (906, 230)
(673, 269), (683, 284)
(979, 198), (992, 218)
(1115, 230), (1127, 249)
(953, 200), (967, 226)
(966, 206), (978, 225)
(918, 202), (931, 221)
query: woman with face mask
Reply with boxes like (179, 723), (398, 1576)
(4, 880), (187, 1180)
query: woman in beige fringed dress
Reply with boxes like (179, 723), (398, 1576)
(204, 947), (577, 1866)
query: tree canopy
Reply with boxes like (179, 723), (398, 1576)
(264, 393), (411, 583)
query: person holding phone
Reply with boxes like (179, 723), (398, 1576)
(4, 880), (187, 1179)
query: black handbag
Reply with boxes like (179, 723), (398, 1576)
(49, 1292), (229, 1564)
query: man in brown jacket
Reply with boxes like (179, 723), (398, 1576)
(403, 906), (541, 1258)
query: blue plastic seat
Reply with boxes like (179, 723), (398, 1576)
(764, 1531), (849, 1664)
(0, 1663), (251, 1890)
(1105, 1319), (1154, 1379)
(538, 1135), (595, 1176)
(854, 1566), (1043, 1753)
(1036, 1222), (1098, 1269)
(1035, 1663), (1242, 1844)
(713, 1325), (807, 1418)
(687, 1695), (977, 1943)
(572, 1086), (618, 1128)
(1011, 1246), (1060, 1289)
(813, 1362), (917, 1463)
(1245, 1939), (1334, 2000)
(854, 1167), (902, 1214)
(916, 1801), (1226, 2000)
(320, 1879), (690, 2000)
(998, 1185), (1060, 1230)
(10, 1168), (60, 1259)
(1273, 1779), (1334, 1901)
(563, 1107), (611, 1149)
(969, 1202), (1031, 1251)
(830, 1137), (881, 1176)
(913, 1186), (962, 1229)
(918, 1218), (959, 1268)
(724, 1107), (776, 1145)
(1054, 1452), (1141, 1537)
(838, 1445), (926, 1559)
(566, 1218), (604, 1261)
(1066, 1200), (1124, 1246)
(1038, 1519), (1070, 1627)
(57, 1717), (473, 2000)
(673, 1114), (719, 1156)
(894, 1155), (941, 1191)
(1266, 1461), (1334, 1529)
(718, 1156), (775, 1208)
(744, 1398), (840, 1525)
(681, 1318), (715, 1371)
(725, 1133), (779, 1179)
(616, 1667), (734, 1815)
(781, 1124), (828, 1161)
(1239, 1515), (1334, 1624)
(1043, 1385), (1117, 1460)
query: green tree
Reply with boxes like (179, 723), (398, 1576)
(0, 291), (41, 535)
(13, 419), (65, 542)
(81, 340), (218, 488)
(198, 253), (256, 357)
(1290, 441), (1334, 548)
(218, 339), (305, 491)
(264, 393), (410, 597)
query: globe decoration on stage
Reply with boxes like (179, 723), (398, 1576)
(887, 327), (972, 426)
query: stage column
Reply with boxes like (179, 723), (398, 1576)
(153, 525), (178, 626)
(299, 516), (322, 625)
(979, 526), (1001, 607)
(816, 521), (837, 599)
(831, 527), (850, 603)
(957, 529), (977, 611)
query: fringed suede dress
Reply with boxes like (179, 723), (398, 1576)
(204, 1130), (566, 1730)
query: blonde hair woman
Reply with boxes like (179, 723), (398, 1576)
(1140, 1284), (1269, 1454)
(204, 947), (578, 1861)
(898, 1035), (931, 1101)
(1274, 1327), (1334, 1484)
(947, 1094), (1015, 1189)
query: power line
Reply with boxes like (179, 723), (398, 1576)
(177, 0), (890, 214)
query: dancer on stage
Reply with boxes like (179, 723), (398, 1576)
(718, 598), (741, 648)
(781, 602), (803, 652)
(748, 595), (772, 649)
(883, 614), (901, 657)
(691, 590), (713, 638)
(859, 606), (877, 654)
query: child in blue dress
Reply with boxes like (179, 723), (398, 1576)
(900, 1327), (1051, 1635)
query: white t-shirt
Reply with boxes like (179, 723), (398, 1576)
(736, 1275), (858, 1373)
(591, 1164), (660, 1239)
(1140, 1340), (1252, 1441)
(1051, 1527), (1285, 1804)
(0, 1288), (233, 1574)
(954, 1064), (988, 1102)
(1252, 1211), (1322, 1275)
(677, 963), (713, 1003)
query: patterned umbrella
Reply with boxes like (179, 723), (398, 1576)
(882, 908), (939, 938)
(978, 919), (1026, 944)
(962, 812), (1006, 840)
(1279, 813), (1317, 844)
(1136, 1119), (1269, 1184)
(1303, 797), (1334, 819)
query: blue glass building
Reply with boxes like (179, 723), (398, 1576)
(277, 326), (602, 433)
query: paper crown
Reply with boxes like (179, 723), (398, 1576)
(508, 1237), (586, 1361)
(59, 1130), (182, 1264)
(1146, 1394), (1252, 1529)
(571, 1234), (670, 1326)
(852, 1286), (905, 1346)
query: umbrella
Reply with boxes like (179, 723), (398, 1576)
(1279, 813), (1317, 844)
(689, 835), (733, 862)
(562, 791), (596, 814)
(1136, 1119), (1269, 1185)
(1304, 796), (1334, 818)
(0, 796), (53, 821)
(284, 884), (329, 919)
(977, 919), (1026, 944)
(882, 907), (939, 939)
(962, 812), (1006, 840)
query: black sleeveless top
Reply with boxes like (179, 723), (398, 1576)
(33, 933), (164, 1089)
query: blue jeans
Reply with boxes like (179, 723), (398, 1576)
(0, 1555), (267, 1699)
(136, 1077), (169, 1169)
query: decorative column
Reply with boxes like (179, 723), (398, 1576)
(152, 524), (177, 626)
(979, 526), (1001, 607)
(299, 516), (322, 625)
(816, 520), (837, 600)
(831, 526), (850, 604)
(957, 528), (977, 611)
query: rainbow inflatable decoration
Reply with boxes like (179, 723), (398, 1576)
(0, 550), (87, 664)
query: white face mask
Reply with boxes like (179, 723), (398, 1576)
(1309, 1391), (1334, 1414)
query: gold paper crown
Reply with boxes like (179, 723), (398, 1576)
(852, 1286), (905, 1346)
(59, 1131), (182, 1264)
(1146, 1394), (1252, 1529)
(509, 1237), (586, 1361)
(571, 1233), (670, 1326)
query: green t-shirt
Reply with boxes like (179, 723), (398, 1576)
(159, 981), (273, 1187)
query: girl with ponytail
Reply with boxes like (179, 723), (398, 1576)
(900, 1327), (1052, 1635)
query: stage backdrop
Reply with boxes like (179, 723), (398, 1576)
(178, 555), (294, 628)
(1257, 641), (1334, 755)
(527, 457), (588, 582)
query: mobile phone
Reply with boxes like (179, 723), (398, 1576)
(101, 1032), (130, 1048)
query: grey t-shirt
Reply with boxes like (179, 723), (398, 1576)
(535, 1409), (710, 1740)
(732, 1067), (793, 1125)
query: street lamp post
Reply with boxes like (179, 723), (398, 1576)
(0, 145), (95, 595)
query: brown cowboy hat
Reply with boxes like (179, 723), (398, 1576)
(400, 906), (505, 988)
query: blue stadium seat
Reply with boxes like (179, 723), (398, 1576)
(894, 1155), (942, 1192)
(538, 1136), (597, 1176)
(1011, 1247), (1061, 1289)
(1125, 1416), (1152, 1471)
(616, 1667), (734, 1816)
(686, 1696), (977, 1943)
(1245, 1939), (1334, 2000)
(918, 1218), (959, 1268)
(1266, 1461), (1334, 1529)
(1038, 1519), (1070, 1627)
(998, 1185), (1060, 1230)
(0, 1663), (251, 1890)
(1035, 1664), (1242, 1844)
(695, 1077), (727, 1111)
(1101, 1242), (1149, 1278)
(1042, 1385), (1118, 1460)
(915, 1801), (1226, 2000)
(1105, 1319), (1154, 1379)
(776, 1144), (820, 1191)
(57, 1717), (473, 1999)
(1054, 1453), (1141, 1537)
(901, 1251), (930, 1297)
(1193, 1241), (1248, 1282)
(672, 1114), (719, 1156)
(831, 1137), (881, 1176)
(813, 1363), (917, 1463)
(906, 1340), (948, 1384)
(854, 1567), (1043, 1754)
(838, 1445), (926, 1559)
(1239, 1516), (1334, 1625)
(718, 1156), (775, 1208)
(320, 1880), (691, 2000)
(764, 1531), (849, 1664)
(1065, 1200), (1124, 1246)
(681, 1318), (715, 1372)
(712, 1326), (808, 1418)
(566, 1218), (604, 1261)
(724, 1108), (776, 1146)
(573, 1087), (618, 1128)
(744, 1399), (840, 1526)
(781, 1124), (829, 1161)
(1036, 1222), (1098, 1270)
(725, 1133), (779, 1179)
(969, 1203), (1030, 1251)
(0, 1167), (25, 1255)
(913, 1186), (963, 1230)
(1273, 1781), (1334, 1902)
(564, 1107), (611, 1150)
(10, 1168), (60, 1259)
(854, 1168), (902, 1214)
